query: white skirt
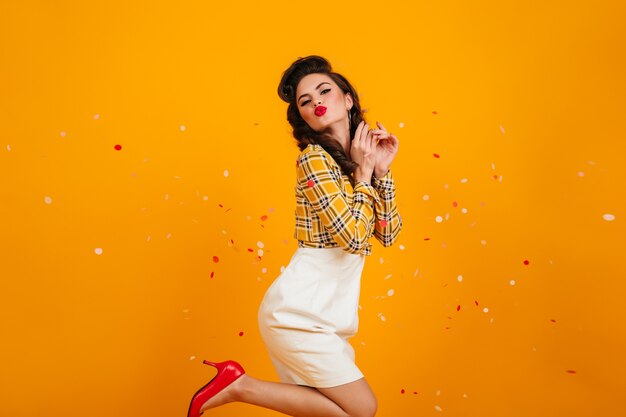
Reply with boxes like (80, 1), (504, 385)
(258, 246), (366, 388)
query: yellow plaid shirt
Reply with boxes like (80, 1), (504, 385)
(294, 144), (402, 256)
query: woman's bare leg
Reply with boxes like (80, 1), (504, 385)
(199, 374), (377, 417)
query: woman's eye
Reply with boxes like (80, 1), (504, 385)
(300, 89), (331, 107)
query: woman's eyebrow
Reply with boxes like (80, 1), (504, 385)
(298, 82), (331, 103)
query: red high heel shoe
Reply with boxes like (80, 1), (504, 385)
(187, 359), (245, 417)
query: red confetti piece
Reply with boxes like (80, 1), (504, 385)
(433, 153), (440, 158)
(379, 220), (388, 227)
(424, 237), (430, 241)
(230, 239), (234, 244)
(210, 271), (214, 278)
(307, 179), (315, 187)
(114, 144), (122, 150)
(212, 256), (219, 263)
(261, 215), (268, 221)
(566, 370), (576, 374)
(238, 331), (244, 336)
(456, 305), (461, 311)
(550, 319), (557, 323)
(247, 248), (254, 252)
(445, 326), (452, 330)
(400, 389), (405, 394)
(523, 260), (530, 265)
(493, 174), (499, 180)
(413, 391), (418, 395)
(218, 203), (224, 208)
(474, 300), (479, 306)
(452, 201), (458, 207)
(432, 111), (438, 115)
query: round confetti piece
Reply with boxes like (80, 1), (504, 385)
(114, 144), (122, 150)
(44, 196), (53, 204)
(307, 179), (315, 187)
(94, 248), (103, 255)
(433, 153), (440, 158)
(379, 219), (388, 227)
(260, 215), (268, 221)
(602, 213), (615, 221)
(212, 256), (219, 263)
(523, 260), (530, 265)
(400, 389), (405, 394)
(238, 331), (244, 336)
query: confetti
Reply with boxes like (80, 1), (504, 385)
(212, 256), (219, 263)
(114, 144), (122, 150)
(523, 260), (530, 265)
(307, 179), (315, 187)
(210, 271), (215, 278)
(44, 196), (53, 204)
(452, 201), (458, 207)
(399, 122), (404, 128)
(433, 153), (440, 158)
(60, 131), (66, 137)
(435, 216), (443, 223)
(379, 219), (388, 227)
(566, 370), (577, 374)
(510, 279), (516, 286)
(261, 215), (268, 221)
(499, 125), (505, 134)
(456, 305), (461, 311)
(224, 169), (229, 177)
(432, 111), (438, 115)
(94, 248), (103, 255)
(387, 289), (395, 297)
(435, 405), (442, 412)
(180, 125), (186, 131)
(603, 214), (615, 221)
(401, 389), (405, 394)
(457, 275), (463, 282)
(238, 331), (244, 336)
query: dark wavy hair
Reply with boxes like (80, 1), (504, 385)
(277, 55), (368, 187)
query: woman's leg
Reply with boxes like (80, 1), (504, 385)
(199, 374), (377, 417)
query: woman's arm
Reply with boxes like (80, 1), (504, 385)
(371, 168), (402, 247)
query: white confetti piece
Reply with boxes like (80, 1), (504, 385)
(461, 208), (468, 214)
(60, 131), (66, 137)
(44, 196), (53, 204)
(190, 356), (196, 360)
(93, 114), (100, 120)
(379, 257), (384, 264)
(180, 125), (186, 131)
(202, 196), (209, 201)
(603, 214), (615, 221)
(435, 216), (443, 223)
(483, 307), (489, 313)
(491, 162), (496, 170)
(435, 405), (442, 412)
(387, 289), (395, 297)
(444, 213), (450, 221)
(499, 125), (505, 134)
(7, 145), (11, 151)
(257, 249), (264, 257)
(510, 279), (516, 286)
(399, 244), (405, 250)
(577, 171), (585, 177)
(423, 195), (430, 201)
(261, 267), (267, 274)
(224, 169), (229, 177)
(460, 178), (468, 183)
(457, 275), (463, 282)
(399, 122), (404, 128)
(94, 248), (103, 255)
(257, 241), (265, 248)
(413, 269), (419, 277)
(379, 314), (386, 322)
(384, 274), (392, 280)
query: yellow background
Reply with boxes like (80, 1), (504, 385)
(1, 1), (625, 416)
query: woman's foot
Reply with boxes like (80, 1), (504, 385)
(199, 373), (248, 412)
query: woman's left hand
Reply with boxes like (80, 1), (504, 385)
(370, 121), (399, 178)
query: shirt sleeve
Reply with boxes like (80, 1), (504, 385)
(297, 150), (377, 255)
(370, 168), (403, 247)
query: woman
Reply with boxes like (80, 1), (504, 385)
(187, 55), (402, 417)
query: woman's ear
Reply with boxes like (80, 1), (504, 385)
(345, 92), (353, 111)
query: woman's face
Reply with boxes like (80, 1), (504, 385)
(295, 73), (352, 133)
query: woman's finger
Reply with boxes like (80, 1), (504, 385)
(376, 121), (387, 132)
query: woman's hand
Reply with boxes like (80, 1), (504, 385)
(351, 121), (377, 182)
(369, 121), (399, 178)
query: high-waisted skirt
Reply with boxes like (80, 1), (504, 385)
(257, 246), (366, 388)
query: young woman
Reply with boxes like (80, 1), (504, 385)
(187, 55), (402, 417)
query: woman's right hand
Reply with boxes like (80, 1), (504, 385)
(351, 121), (376, 182)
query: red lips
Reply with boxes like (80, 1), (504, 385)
(314, 106), (326, 116)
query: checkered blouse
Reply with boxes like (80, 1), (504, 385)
(294, 144), (402, 256)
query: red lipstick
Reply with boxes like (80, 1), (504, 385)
(314, 106), (327, 116)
